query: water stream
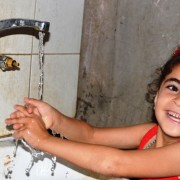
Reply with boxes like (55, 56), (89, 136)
(4, 32), (58, 178)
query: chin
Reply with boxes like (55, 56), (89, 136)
(161, 124), (180, 138)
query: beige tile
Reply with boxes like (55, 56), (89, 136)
(0, 55), (31, 135)
(33, 0), (84, 53)
(0, 0), (35, 54)
(0, 0), (83, 135)
(30, 55), (79, 117)
(0, 0), (35, 18)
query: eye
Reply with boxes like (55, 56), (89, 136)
(167, 85), (178, 92)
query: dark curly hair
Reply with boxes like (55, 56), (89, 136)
(146, 53), (180, 122)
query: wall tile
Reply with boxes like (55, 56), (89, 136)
(0, 0), (36, 54)
(0, 55), (31, 135)
(30, 55), (79, 117)
(33, 0), (84, 53)
(0, 0), (84, 135)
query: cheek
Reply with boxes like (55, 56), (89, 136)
(154, 95), (165, 112)
(154, 93), (172, 116)
(154, 98), (165, 124)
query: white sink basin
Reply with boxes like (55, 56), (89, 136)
(0, 138), (98, 180)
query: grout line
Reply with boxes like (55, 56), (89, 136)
(3, 53), (80, 56)
(27, 0), (37, 98)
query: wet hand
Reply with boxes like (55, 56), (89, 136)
(8, 104), (41, 130)
(6, 113), (50, 149)
(24, 97), (59, 130)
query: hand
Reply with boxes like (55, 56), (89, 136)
(9, 105), (41, 130)
(23, 97), (62, 130)
(6, 112), (50, 149)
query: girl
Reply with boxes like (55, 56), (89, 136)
(5, 47), (180, 179)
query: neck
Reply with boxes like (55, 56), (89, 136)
(156, 126), (180, 147)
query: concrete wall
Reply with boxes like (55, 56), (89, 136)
(76, 0), (180, 127)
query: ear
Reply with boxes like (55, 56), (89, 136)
(154, 92), (158, 107)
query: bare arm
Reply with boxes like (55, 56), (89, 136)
(10, 99), (155, 149)
(58, 117), (155, 149)
(6, 112), (180, 178)
(34, 137), (180, 178)
(14, 127), (180, 178)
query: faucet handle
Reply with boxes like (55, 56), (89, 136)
(5, 56), (19, 68)
(0, 55), (19, 71)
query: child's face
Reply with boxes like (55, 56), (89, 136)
(154, 64), (180, 139)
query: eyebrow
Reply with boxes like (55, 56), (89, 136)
(163, 78), (180, 84)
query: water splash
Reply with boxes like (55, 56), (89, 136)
(4, 32), (58, 178)
(38, 31), (57, 176)
(13, 139), (18, 157)
(21, 32), (57, 176)
(21, 139), (44, 176)
(17, 32), (46, 176)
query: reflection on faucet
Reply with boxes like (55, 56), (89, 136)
(0, 18), (50, 32)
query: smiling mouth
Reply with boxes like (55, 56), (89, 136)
(168, 111), (180, 123)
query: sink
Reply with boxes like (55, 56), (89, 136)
(0, 138), (98, 180)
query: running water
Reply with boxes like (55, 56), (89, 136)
(5, 32), (57, 178)
(38, 31), (57, 176)
(23, 32), (57, 176)
(38, 31), (45, 100)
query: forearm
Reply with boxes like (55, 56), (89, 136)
(40, 137), (180, 178)
(52, 113), (95, 143)
(52, 115), (154, 148)
(39, 136), (125, 177)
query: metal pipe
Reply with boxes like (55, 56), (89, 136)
(0, 18), (50, 32)
(0, 55), (19, 71)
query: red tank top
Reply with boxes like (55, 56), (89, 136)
(138, 125), (179, 180)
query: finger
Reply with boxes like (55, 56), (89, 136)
(13, 123), (24, 130)
(25, 103), (39, 114)
(10, 111), (19, 118)
(10, 111), (26, 118)
(5, 118), (14, 125)
(24, 97), (41, 107)
(6, 118), (28, 131)
(14, 105), (30, 117)
(17, 111), (26, 118)
(5, 117), (28, 126)
(33, 107), (41, 116)
(24, 103), (33, 113)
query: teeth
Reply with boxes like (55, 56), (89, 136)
(168, 111), (180, 123)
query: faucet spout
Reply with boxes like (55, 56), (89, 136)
(0, 18), (50, 32)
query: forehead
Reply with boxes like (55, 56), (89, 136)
(165, 64), (180, 80)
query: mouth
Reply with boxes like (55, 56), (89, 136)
(168, 111), (180, 123)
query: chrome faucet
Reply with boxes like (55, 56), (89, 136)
(0, 18), (50, 32)
(0, 18), (50, 71)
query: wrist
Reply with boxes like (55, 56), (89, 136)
(38, 135), (63, 155)
(51, 111), (65, 133)
(38, 134), (54, 151)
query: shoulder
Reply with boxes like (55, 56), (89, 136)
(127, 122), (157, 147)
(116, 122), (156, 148)
(128, 122), (156, 137)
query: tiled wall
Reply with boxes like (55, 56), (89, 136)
(0, 0), (84, 134)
